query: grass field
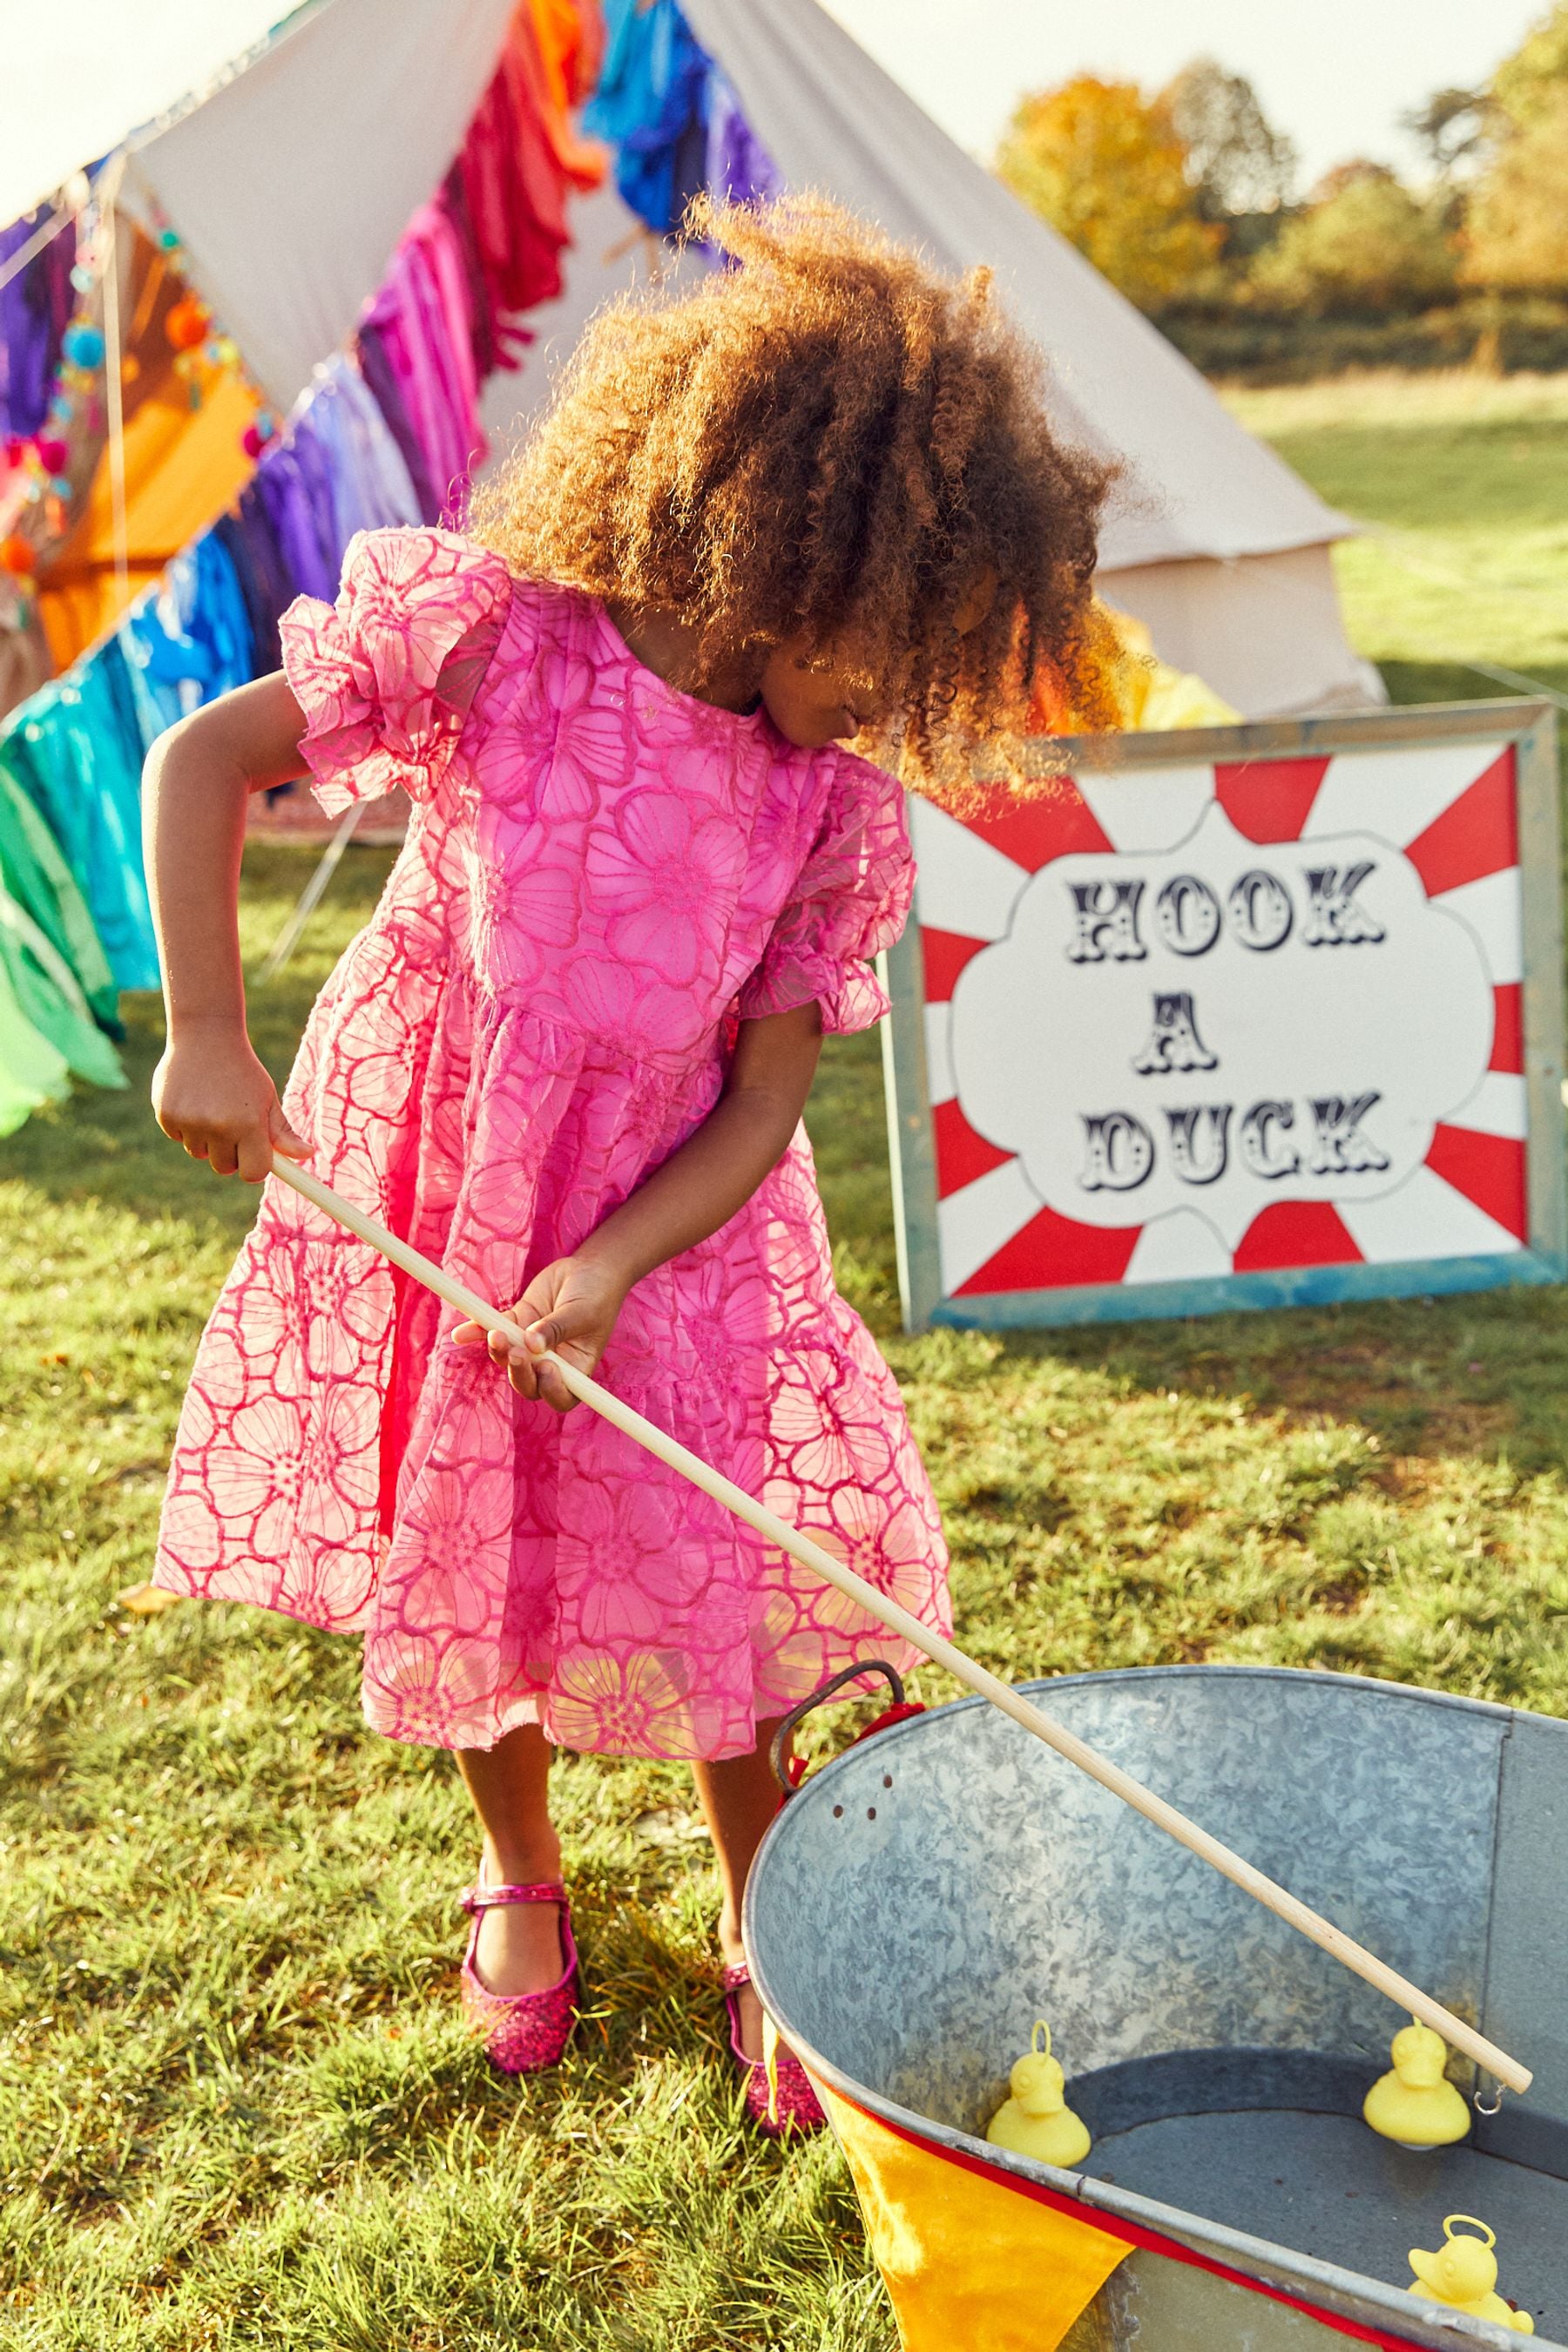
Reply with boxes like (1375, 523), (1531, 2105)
(7, 372), (1568, 2349)
(1221, 368), (1568, 712)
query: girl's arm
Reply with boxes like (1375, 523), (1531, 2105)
(144, 672), (314, 1179)
(454, 1003), (824, 1410)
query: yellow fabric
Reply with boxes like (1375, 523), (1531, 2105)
(819, 2082), (1130, 2352)
(1031, 599), (1240, 739)
(1102, 605), (1240, 733)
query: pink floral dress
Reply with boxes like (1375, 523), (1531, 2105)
(153, 528), (950, 1757)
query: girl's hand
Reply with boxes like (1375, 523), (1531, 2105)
(152, 1024), (312, 1181)
(450, 1253), (631, 1412)
(449, 1003), (822, 1412)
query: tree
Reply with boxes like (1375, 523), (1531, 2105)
(1463, 86), (1568, 289)
(1250, 172), (1458, 315)
(1492, 1), (1568, 128)
(1161, 58), (1297, 218)
(1306, 158), (1396, 205)
(1458, 3), (1568, 290)
(997, 77), (1221, 314)
(1403, 85), (1492, 177)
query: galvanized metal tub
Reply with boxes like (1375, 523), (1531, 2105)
(745, 1665), (1568, 2349)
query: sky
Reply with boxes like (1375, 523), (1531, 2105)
(3, 0), (293, 225)
(824, 0), (1544, 192)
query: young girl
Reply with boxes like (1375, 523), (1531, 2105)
(145, 198), (1112, 2133)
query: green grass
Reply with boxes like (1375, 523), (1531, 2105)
(1220, 368), (1568, 709)
(1, 851), (889, 2352)
(9, 375), (1568, 2346)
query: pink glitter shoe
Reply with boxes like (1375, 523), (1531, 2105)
(459, 1881), (578, 2075)
(723, 1963), (825, 2138)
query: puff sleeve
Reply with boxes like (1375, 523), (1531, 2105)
(278, 527), (512, 814)
(737, 751), (915, 1035)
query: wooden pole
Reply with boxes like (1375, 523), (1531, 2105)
(98, 157), (131, 612)
(271, 1152), (1532, 2098)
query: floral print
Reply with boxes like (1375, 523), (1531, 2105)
(153, 527), (950, 1757)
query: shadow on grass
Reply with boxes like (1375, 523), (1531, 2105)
(989, 1292), (1568, 1476)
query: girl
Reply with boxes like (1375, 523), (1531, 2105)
(145, 198), (1112, 2133)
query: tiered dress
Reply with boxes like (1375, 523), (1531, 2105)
(152, 527), (950, 1757)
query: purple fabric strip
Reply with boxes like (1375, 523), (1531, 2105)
(705, 69), (782, 206)
(0, 207), (75, 443)
(357, 321), (443, 525)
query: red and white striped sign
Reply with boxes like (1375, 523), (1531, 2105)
(909, 740), (1526, 1301)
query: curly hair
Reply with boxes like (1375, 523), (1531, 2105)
(470, 195), (1119, 797)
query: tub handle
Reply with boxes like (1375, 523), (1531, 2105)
(770, 1659), (923, 1796)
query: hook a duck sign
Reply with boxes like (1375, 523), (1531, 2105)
(882, 702), (1566, 1328)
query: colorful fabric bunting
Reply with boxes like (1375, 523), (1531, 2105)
(1, 645), (158, 992)
(0, 0), (779, 1129)
(0, 939), (77, 1135)
(585, 0), (779, 231)
(124, 531), (258, 724)
(361, 202), (486, 521)
(585, 0), (711, 236)
(706, 67), (782, 206)
(0, 884), (125, 1097)
(0, 754), (119, 1035)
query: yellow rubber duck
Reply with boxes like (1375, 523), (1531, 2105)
(1409, 2214), (1533, 2333)
(1363, 2017), (1470, 2150)
(985, 2021), (1092, 2169)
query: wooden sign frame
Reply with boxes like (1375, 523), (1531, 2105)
(881, 700), (1565, 1330)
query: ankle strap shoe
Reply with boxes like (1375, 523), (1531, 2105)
(460, 1881), (578, 2075)
(723, 1962), (825, 2138)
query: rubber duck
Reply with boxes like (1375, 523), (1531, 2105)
(985, 2021), (1092, 2169)
(1409, 2214), (1533, 2333)
(1363, 2017), (1470, 2149)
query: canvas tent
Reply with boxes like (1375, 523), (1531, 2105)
(482, 0), (1379, 720)
(121, 0), (520, 415)
(13, 0), (1375, 720)
(7, 0), (517, 422)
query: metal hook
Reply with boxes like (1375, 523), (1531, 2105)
(1473, 2078), (1504, 2118)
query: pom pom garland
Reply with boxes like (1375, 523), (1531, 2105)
(62, 321), (105, 370)
(166, 294), (209, 352)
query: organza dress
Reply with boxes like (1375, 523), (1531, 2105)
(153, 528), (950, 1757)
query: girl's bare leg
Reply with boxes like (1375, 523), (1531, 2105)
(692, 1716), (787, 2061)
(456, 1722), (565, 1996)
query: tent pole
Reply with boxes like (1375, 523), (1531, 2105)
(253, 800), (366, 985)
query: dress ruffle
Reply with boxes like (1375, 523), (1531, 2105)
(735, 752), (913, 1033)
(280, 527), (513, 814)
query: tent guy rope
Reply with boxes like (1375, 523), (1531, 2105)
(252, 800), (366, 984)
(269, 1147), (1532, 2100)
